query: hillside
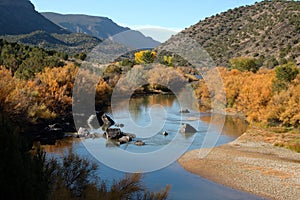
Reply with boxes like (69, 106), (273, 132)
(160, 0), (300, 67)
(0, 0), (67, 35)
(42, 12), (129, 39)
(2, 31), (102, 55)
(0, 0), (103, 55)
(42, 12), (161, 49)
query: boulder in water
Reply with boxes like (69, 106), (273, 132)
(101, 114), (115, 126)
(115, 123), (125, 128)
(104, 128), (123, 140)
(77, 127), (90, 138)
(134, 140), (145, 146)
(179, 123), (197, 134)
(179, 108), (190, 113)
(162, 131), (168, 136)
(123, 133), (136, 139)
(119, 136), (132, 144)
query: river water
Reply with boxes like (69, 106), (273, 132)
(45, 94), (264, 200)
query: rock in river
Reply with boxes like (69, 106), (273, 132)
(119, 136), (132, 144)
(115, 123), (125, 128)
(179, 108), (190, 113)
(104, 128), (123, 140)
(77, 127), (90, 138)
(101, 114), (115, 126)
(179, 123), (197, 134)
(134, 140), (145, 146)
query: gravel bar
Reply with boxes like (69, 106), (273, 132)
(178, 129), (300, 200)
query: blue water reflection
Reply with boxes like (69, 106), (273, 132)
(46, 94), (262, 200)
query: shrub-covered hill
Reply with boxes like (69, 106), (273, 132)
(2, 31), (101, 55)
(161, 0), (300, 68)
(0, 39), (69, 79)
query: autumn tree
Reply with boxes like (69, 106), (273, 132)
(194, 67), (276, 123)
(135, 50), (157, 64)
(266, 73), (300, 127)
(0, 67), (15, 107)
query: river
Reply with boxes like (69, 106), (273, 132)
(44, 94), (264, 200)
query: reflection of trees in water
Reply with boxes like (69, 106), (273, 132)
(200, 114), (248, 137)
(223, 116), (248, 137)
(177, 85), (199, 111)
(128, 95), (177, 121)
(148, 95), (177, 107)
(41, 138), (80, 155)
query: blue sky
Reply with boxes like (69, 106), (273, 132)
(31, 0), (261, 42)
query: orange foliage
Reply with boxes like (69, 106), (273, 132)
(96, 79), (112, 105)
(265, 74), (300, 126)
(194, 68), (227, 111)
(2, 63), (113, 122)
(194, 80), (211, 110)
(1, 64), (78, 122)
(234, 69), (274, 122)
(0, 66), (15, 106)
(194, 67), (300, 126)
(73, 67), (113, 106)
(34, 63), (78, 115)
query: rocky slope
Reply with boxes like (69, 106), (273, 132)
(160, 0), (300, 67)
(0, 0), (67, 35)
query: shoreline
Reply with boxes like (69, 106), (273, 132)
(178, 127), (300, 200)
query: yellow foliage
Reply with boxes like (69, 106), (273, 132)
(134, 50), (157, 64)
(234, 69), (274, 122)
(134, 51), (144, 64)
(96, 79), (112, 105)
(2, 64), (79, 121)
(265, 79), (300, 126)
(28, 103), (57, 120)
(0, 66), (15, 105)
(193, 67), (300, 126)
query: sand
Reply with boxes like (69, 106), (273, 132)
(178, 128), (300, 200)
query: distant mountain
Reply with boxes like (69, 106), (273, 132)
(0, 0), (159, 55)
(159, 1), (300, 67)
(0, 0), (102, 54)
(42, 12), (161, 49)
(42, 12), (128, 39)
(0, 0), (67, 35)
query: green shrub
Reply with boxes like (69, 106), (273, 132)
(161, 55), (174, 66)
(229, 57), (260, 72)
(275, 62), (299, 83)
(75, 52), (87, 61)
(273, 62), (299, 92)
(120, 59), (135, 67)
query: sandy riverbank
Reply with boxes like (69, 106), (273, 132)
(178, 127), (300, 200)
